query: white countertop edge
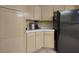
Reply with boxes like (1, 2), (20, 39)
(26, 29), (54, 33)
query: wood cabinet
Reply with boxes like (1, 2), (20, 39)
(26, 31), (44, 53)
(26, 32), (36, 53)
(41, 5), (65, 21)
(65, 5), (76, 10)
(0, 7), (26, 52)
(34, 5), (41, 20)
(53, 5), (65, 11)
(26, 31), (54, 53)
(36, 31), (44, 50)
(40, 5), (76, 21)
(75, 5), (79, 9)
(2, 5), (76, 21)
(25, 5), (41, 20)
(25, 6), (34, 19)
(44, 31), (54, 48)
(41, 6), (53, 21)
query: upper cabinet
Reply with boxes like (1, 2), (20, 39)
(34, 5), (41, 20)
(25, 6), (34, 19)
(41, 5), (65, 21)
(41, 6), (53, 21)
(75, 5), (79, 9)
(25, 5), (41, 20)
(65, 5), (76, 10)
(53, 5), (65, 11)
(0, 5), (42, 20)
(41, 5), (76, 21)
(2, 5), (76, 21)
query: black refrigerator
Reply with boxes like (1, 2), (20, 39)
(53, 9), (79, 53)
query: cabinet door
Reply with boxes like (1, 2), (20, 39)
(26, 32), (36, 53)
(41, 6), (53, 21)
(44, 31), (54, 48)
(34, 5), (41, 20)
(65, 5), (76, 10)
(0, 7), (26, 52)
(36, 31), (43, 50)
(25, 6), (34, 19)
(75, 5), (79, 9)
(53, 5), (65, 11)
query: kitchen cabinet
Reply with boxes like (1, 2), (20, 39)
(25, 6), (34, 19)
(25, 5), (41, 20)
(26, 31), (43, 53)
(0, 5), (42, 20)
(44, 31), (54, 48)
(0, 7), (26, 52)
(26, 32), (36, 53)
(75, 5), (79, 9)
(26, 30), (54, 53)
(65, 5), (76, 10)
(53, 5), (65, 11)
(34, 5), (41, 20)
(36, 31), (44, 50)
(41, 5), (64, 21)
(41, 6), (53, 21)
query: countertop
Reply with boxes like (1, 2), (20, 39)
(26, 29), (54, 32)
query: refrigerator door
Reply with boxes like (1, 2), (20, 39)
(58, 10), (79, 53)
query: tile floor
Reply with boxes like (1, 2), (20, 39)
(33, 47), (56, 53)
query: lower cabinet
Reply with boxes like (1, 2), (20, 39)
(36, 31), (44, 50)
(26, 31), (54, 53)
(26, 31), (44, 53)
(26, 32), (36, 53)
(44, 31), (54, 48)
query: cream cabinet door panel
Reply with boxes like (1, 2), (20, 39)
(36, 32), (43, 50)
(34, 6), (41, 20)
(27, 32), (36, 53)
(65, 5), (76, 10)
(41, 6), (53, 21)
(53, 5), (65, 11)
(25, 6), (34, 19)
(44, 32), (54, 48)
